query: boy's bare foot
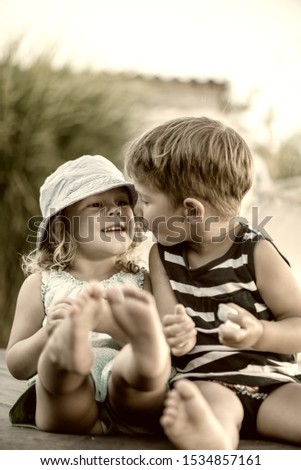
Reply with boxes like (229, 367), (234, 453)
(160, 379), (232, 450)
(106, 285), (170, 384)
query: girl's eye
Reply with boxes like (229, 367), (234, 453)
(117, 200), (130, 206)
(89, 202), (103, 208)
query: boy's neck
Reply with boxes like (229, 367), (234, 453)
(186, 220), (241, 269)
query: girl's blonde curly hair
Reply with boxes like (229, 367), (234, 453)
(21, 212), (143, 276)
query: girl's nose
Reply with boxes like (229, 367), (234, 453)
(107, 205), (122, 216)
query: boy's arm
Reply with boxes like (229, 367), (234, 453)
(149, 243), (178, 319)
(253, 239), (301, 354)
(149, 243), (197, 355)
(6, 272), (47, 380)
(220, 240), (301, 354)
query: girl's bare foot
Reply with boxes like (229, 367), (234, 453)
(106, 285), (170, 383)
(84, 282), (129, 345)
(36, 284), (108, 434)
(160, 379), (233, 450)
(44, 285), (104, 375)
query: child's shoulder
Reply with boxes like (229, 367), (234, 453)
(21, 271), (42, 289)
(16, 271), (43, 305)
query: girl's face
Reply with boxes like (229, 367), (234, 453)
(64, 187), (135, 260)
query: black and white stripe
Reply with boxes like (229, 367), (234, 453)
(158, 224), (301, 387)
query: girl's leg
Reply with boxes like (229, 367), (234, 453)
(161, 380), (244, 450)
(35, 285), (110, 435)
(257, 382), (301, 443)
(105, 285), (171, 429)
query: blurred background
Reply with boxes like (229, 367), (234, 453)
(1, 0), (301, 348)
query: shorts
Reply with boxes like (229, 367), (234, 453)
(215, 381), (282, 438)
(98, 398), (164, 436)
(9, 382), (37, 428)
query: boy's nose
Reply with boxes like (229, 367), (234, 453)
(133, 201), (143, 217)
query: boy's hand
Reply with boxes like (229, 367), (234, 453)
(218, 303), (263, 348)
(46, 298), (76, 335)
(163, 304), (197, 356)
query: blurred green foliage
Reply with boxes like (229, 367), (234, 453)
(257, 135), (301, 180)
(0, 42), (138, 347)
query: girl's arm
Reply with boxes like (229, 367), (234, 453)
(250, 239), (301, 354)
(6, 272), (47, 380)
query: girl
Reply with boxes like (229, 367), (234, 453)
(6, 154), (170, 435)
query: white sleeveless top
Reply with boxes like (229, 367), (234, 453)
(41, 269), (145, 315)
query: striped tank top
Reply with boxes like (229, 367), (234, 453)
(158, 224), (301, 387)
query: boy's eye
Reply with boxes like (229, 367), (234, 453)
(89, 202), (103, 208)
(138, 194), (149, 205)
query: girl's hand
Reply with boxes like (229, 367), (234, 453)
(46, 298), (76, 335)
(163, 304), (197, 356)
(218, 303), (263, 349)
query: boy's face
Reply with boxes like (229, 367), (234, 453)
(133, 181), (187, 246)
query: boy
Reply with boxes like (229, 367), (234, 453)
(125, 116), (301, 449)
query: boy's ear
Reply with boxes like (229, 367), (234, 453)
(183, 198), (204, 222)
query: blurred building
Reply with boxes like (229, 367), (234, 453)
(116, 73), (230, 131)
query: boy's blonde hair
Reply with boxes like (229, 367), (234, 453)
(125, 117), (254, 218)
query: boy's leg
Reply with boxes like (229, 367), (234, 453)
(105, 285), (171, 430)
(257, 382), (301, 443)
(35, 284), (111, 435)
(161, 379), (244, 449)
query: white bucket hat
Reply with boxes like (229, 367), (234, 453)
(37, 154), (137, 248)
